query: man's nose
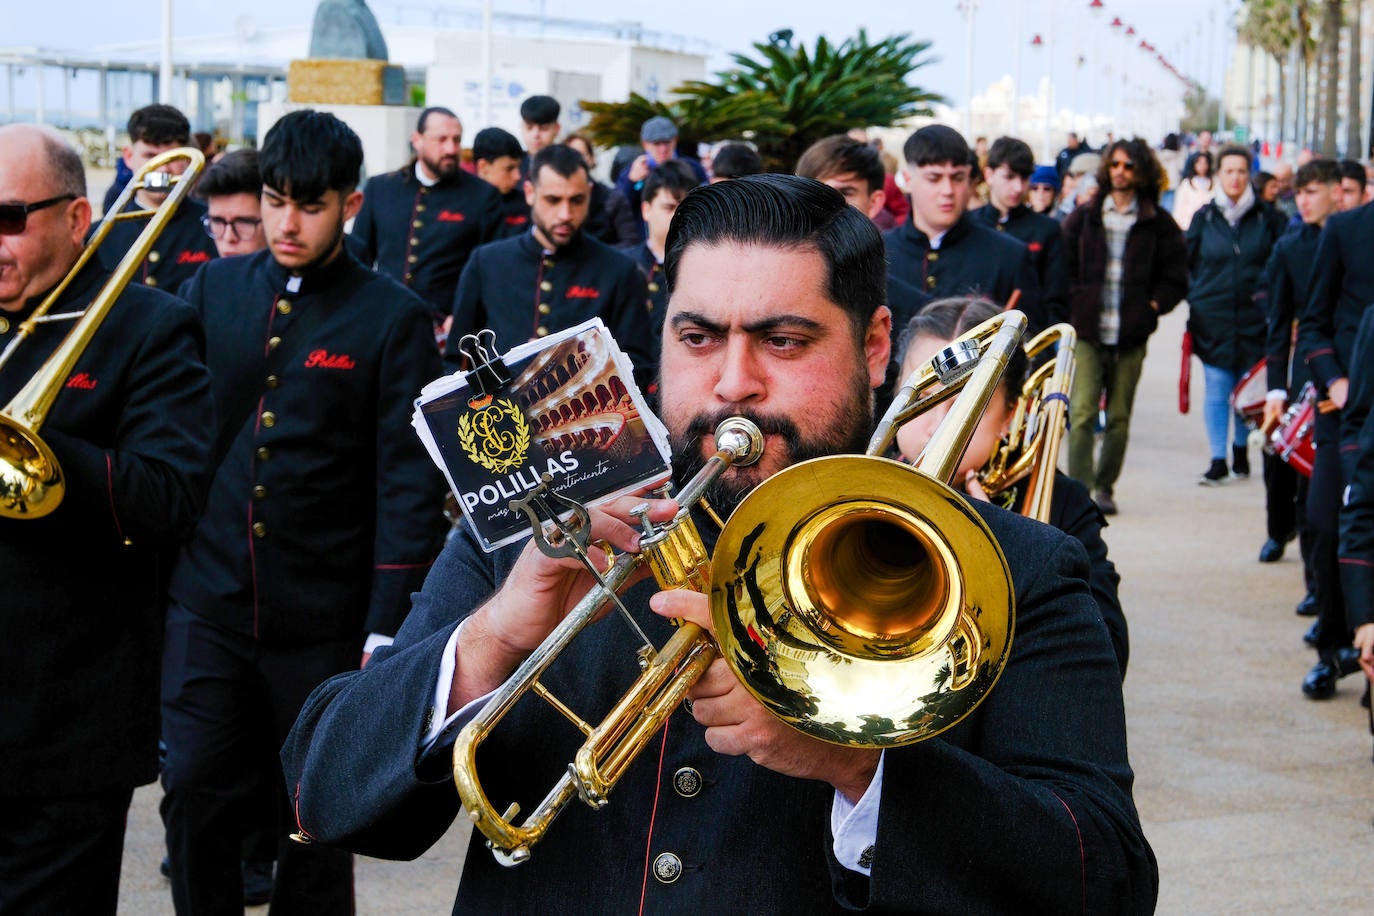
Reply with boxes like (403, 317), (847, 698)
(713, 338), (765, 404)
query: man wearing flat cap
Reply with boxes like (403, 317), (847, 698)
(616, 115), (706, 240)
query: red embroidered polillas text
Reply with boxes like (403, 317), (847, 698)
(437, 211), (466, 222)
(565, 286), (600, 299)
(177, 250), (211, 265)
(65, 373), (98, 389)
(304, 350), (356, 369)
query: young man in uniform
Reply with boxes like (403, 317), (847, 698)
(194, 148), (266, 259)
(883, 125), (1045, 333)
(0, 124), (215, 914)
(160, 110), (447, 914)
(93, 103), (217, 292)
(283, 174), (1157, 914)
(472, 126), (529, 239)
(971, 136), (1068, 324)
(447, 144), (654, 387)
(348, 106), (502, 336)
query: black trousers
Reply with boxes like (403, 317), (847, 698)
(0, 788), (133, 915)
(1308, 410), (1350, 655)
(160, 603), (356, 916)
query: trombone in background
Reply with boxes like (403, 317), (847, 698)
(0, 146), (205, 520)
(976, 323), (1077, 523)
(452, 311), (1028, 866)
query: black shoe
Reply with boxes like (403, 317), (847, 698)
(1199, 459), (1229, 485)
(1333, 646), (1363, 677)
(1295, 592), (1318, 616)
(1363, 682), (1371, 710)
(1093, 492), (1118, 515)
(1258, 538), (1284, 562)
(1303, 648), (1362, 698)
(1232, 446), (1250, 479)
(1303, 620), (1321, 647)
(160, 855), (171, 879)
(242, 859), (274, 907)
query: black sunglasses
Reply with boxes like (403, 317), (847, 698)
(1110, 160), (1136, 171)
(0, 194), (76, 235)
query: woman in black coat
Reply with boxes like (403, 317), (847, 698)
(1186, 145), (1286, 484)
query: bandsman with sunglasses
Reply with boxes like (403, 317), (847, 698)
(0, 124), (216, 913)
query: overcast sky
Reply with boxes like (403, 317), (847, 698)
(10, 0), (1232, 111)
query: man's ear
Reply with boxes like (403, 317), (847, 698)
(865, 305), (892, 389)
(342, 189), (364, 223)
(66, 197), (92, 247)
(866, 189), (887, 221)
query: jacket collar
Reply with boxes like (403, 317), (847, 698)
(901, 211), (975, 249)
(518, 228), (588, 260)
(261, 245), (358, 296)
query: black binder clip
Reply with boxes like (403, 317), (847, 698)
(455, 329), (510, 408)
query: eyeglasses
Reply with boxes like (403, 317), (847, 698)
(201, 214), (262, 240)
(0, 194), (76, 235)
(1110, 160), (1136, 171)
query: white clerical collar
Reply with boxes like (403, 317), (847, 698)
(415, 162), (439, 188)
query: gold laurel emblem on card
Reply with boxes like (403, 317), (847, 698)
(457, 397), (531, 474)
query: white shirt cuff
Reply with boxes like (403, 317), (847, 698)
(830, 750), (885, 876)
(1266, 389), (1288, 402)
(420, 621), (495, 751)
(363, 633), (393, 655)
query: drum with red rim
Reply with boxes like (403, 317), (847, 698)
(1269, 383), (1317, 478)
(1230, 357), (1269, 429)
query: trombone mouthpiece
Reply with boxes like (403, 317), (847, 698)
(931, 339), (982, 385)
(713, 418), (764, 467)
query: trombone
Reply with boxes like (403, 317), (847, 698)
(0, 146), (205, 519)
(454, 310), (1028, 865)
(976, 324), (1077, 523)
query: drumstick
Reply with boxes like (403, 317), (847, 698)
(1003, 290), (1022, 312)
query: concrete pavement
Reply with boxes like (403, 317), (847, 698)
(114, 307), (1374, 913)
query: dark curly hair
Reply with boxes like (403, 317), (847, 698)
(1094, 137), (1164, 204)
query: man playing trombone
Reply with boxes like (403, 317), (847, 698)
(0, 124), (215, 914)
(284, 175), (1156, 913)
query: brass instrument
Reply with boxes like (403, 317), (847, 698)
(976, 323), (1077, 523)
(453, 311), (1028, 865)
(0, 146), (205, 519)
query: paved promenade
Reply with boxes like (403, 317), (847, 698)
(115, 307), (1374, 913)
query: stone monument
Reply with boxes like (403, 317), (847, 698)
(288, 0), (404, 107)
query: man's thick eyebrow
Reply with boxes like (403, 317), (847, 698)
(669, 311), (825, 334)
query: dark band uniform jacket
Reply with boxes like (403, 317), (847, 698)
(1339, 308), (1374, 627)
(970, 203), (1069, 325)
(492, 187), (532, 240)
(1184, 200), (1285, 372)
(1261, 222), (1320, 393)
(1, 262), (215, 794)
(446, 231), (655, 388)
(91, 196), (217, 293)
(1059, 194), (1189, 349)
(348, 165), (502, 320)
(884, 213), (1046, 333)
(624, 243), (668, 343)
(284, 503), (1157, 915)
(169, 249), (446, 644)
(1299, 202), (1374, 394)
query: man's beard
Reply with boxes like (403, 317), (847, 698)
(667, 368), (873, 519)
(423, 153), (459, 180)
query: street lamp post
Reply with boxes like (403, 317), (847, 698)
(959, 0), (979, 138)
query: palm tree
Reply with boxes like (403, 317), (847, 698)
(1238, 0), (1313, 150)
(582, 31), (943, 172)
(1319, 0), (1343, 155)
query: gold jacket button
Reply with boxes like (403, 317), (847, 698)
(535, 326), (549, 337)
(253, 485), (267, 499)
(648, 282), (659, 293)
(268, 336), (282, 351)
(256, 447), (271, 461)
(652, 852), (682, 884)
(276, 300), (292, 315)
(252, 522), (267, 538)
(408, 254), (419, 264)
(416, 202), (426, 212)
(412, 219), (423, 229)
(147, 250), (161, 263)
(410, 237), (420, 246)
(265, 375), (279, 388)
(927, 251), (939, 262)
(537, 303), (551, 315)
(145, 276), (158, 287)
(925, 276), (937, 289)
(262, 411), (277, 428)
(539, 280), (553, 292)
(0, 317), (9, 334)
(672, 767), (702, 798)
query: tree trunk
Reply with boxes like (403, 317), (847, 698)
(1274, 54), (1287, 151)
(1321, 0), (1342, 156)
(1347, 0), (1363, 156)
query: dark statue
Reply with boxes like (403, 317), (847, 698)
(309, 0), (389, 60)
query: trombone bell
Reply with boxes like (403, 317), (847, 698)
(0, 420), (62, 517)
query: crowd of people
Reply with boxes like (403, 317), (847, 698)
(2, 87), (1373, 914)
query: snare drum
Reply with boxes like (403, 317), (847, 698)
(1269, 383), (1317, 478)
(1230, 357), (1269, 429)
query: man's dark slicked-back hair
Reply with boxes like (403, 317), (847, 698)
(643, 159), (699, 205)
(1339, 158), (1367, 189)
(529, 144), (589, 183)
(664, 174), (886, 334)
(520, 95), (560, 126)
(195, 149), (262, 200)
(259, 110), (363, 201)
(986, 137), (1035, 177)
(415, 106), (458, 134)
(472, 127), (522, 164)
(903, 124), (973, 169)
(127, 103), (190, 146)
(1296, 158), (1341, 188)
(795, 135), (886, 196)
